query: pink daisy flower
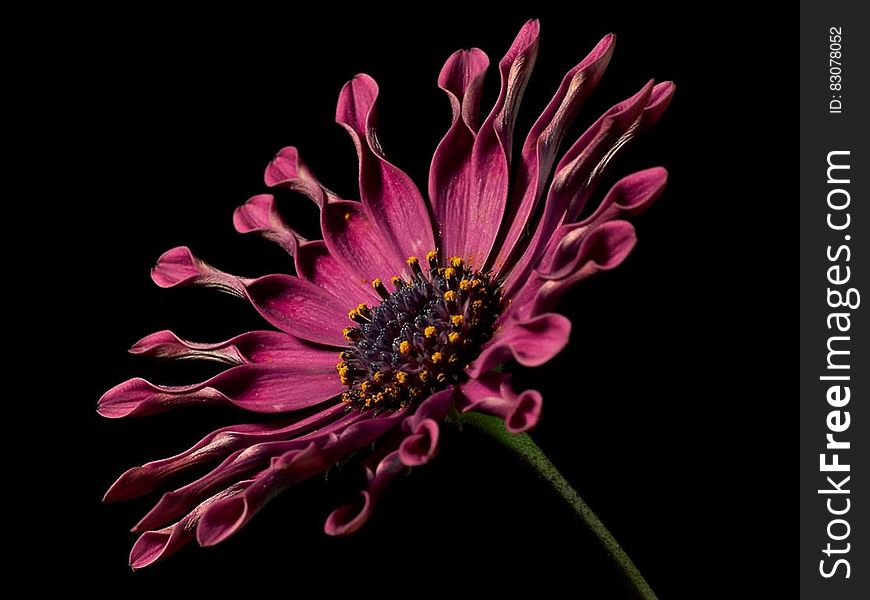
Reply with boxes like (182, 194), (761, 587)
(100, 19), (673, 570)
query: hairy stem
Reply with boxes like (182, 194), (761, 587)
(461, 412), (658, 600)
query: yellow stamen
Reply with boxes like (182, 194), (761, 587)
(431, 352), (443, 364)
(391, 276), (403, 287)
(424, 326), (437, 338)
(342, 327), (354, 340)
(448, 354), (460, 364)
(444, 290), (457, 302)
(371, 278), (382, 288)
(426, 250), (438, 262)
(399, 340), (411, 354)
(344, 212), (351, 221)
(451, 315), (464, 326)
(360, 381), (370, 392)
(444, 267), (456, 279)
(418, 370), (429, 382)
(437, 372), (448, 383)
(470, 278), (481, 288)
(347, 308), (358, 320)
(341, 393), (351, 404)
(472, 300), (483, 311)
(406, 256), (419, 266)
(396, 371), (408, 384)
(450, 257), (464, 268)
(373, 371), (386, 384)
(459, 279), (472, 291)
(448, 332), (460, 344)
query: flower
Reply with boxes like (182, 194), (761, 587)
(99, 19), (673, 569)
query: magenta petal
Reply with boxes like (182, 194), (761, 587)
(502, 80), (664, 299)
(128, 329), (333, 366)
(324, 450), (404, 536)
(104, 404), (346, 502)
(467, 313), (571, 378)
(263, 146), (335, 208)
(510, 220), (637, 320)
(321, 199), (407, 284)
(295, 240), (378, 305)
(196, 412), (404, 547)
(233, 194), (302, 256)
(428, 48), (490, 259)
(244, 274), (350, 346)
(576, 166), (669, 230)
(336, 74), (435, 263)
(130, 483), (248, 569)
(97, 362), (342, 418)
(491, 34), (615, 275)
(402, 388), (454, 433)
(398, 419), (441, 467)
(460, 372), (543, 433)
(151, 246), (246, 296)
(133, 411), (361, 532)
(462, 20), (540, 269)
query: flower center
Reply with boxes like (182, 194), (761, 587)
(337, 252), (501, 411)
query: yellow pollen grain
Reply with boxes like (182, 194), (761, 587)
(347, 309), (358, 320)
(448, 354), (459, 364)
(451, 315), (464, 326)
(406, 256), (419, 265)
(396, 371), (408, 384)
(344, 212), (351, 221)
(418, 370), (429, 382)
(450, 257), (464, 268)
(459, 279), (472, 291)
(356, 303), (368, 312)
(426, 250), (438, 262)
(431, 352), (443, 364)
(365, 398), (372, 407)
(371, 278), (382, 288)
(444, 290), (457, 302)
(444, 267), (456, 279)
(360, 381), (370, 392)
(399, 340), (411, 354)
(437, 372), (448, 383)
(391, 276), (403, 286)
(424, 326), (437, 338)
(342, 327), (354, 339)
(473, 300), (483, 311)
(448, 332), (460, 344)
(374, 371), (386, 384)
(471, 279), (481, 288)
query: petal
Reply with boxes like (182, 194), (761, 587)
(128, 329), (333, 366)
(336, 74), (436, 263)
(510, 220), (637, 320)
(244, 274), (351, 346)
(151, 246), (245, 297)
(398, 419), (440, 467)
(295, 240), (378, 305)
(502, 81), (668, 299)
(467, 313), (571, 378)
(460, 372), (543, 433)
(264, 146), (335, 208)
(130, 483), (248, 569)
(575, 166), (669, 230)
(402, 388), (454, 433)
(151, 248), (352, 346)
(233, 193), (302, 256)
(491, 34), (615, 275)
(428, 48), (490, 259)
(196, 412), (404, 547)
(324, 449), (403, 536)
(133, 411), (362, 532)
(321, 199), (407, 285)
(97, 362), (343, 418)
(462, 19), (540, 269)
(104, 403), (347, 502)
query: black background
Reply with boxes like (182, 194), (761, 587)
(61, 4), (792, 597)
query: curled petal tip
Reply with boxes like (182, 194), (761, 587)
(324, 491), (372, 536)
(506, 390), (543, 433)
(264, 147), (300, 187)
(151, 246), (197, 288)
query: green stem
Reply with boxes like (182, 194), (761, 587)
(461, 412), (658, 600)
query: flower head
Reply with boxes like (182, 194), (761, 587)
(100, 20), (673, 568)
